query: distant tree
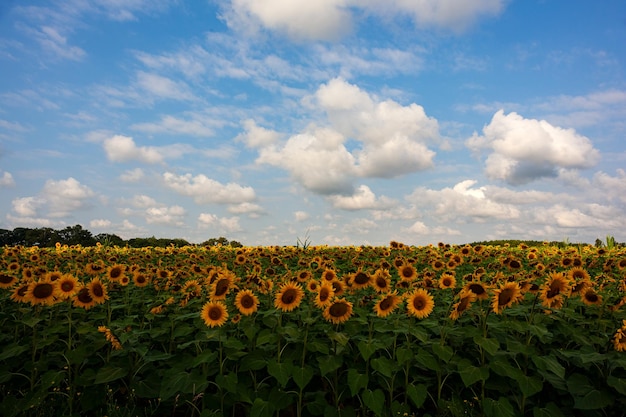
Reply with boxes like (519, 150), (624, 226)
(57, 225), (96, 246)
(201, 237), (242, 247)
(94, 233), (126, 247)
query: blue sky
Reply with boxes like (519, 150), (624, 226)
(1, 0), (625, 246)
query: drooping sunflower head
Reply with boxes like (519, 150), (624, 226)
(350, 269), (371, 290)
(211, 274), (233, 301)
(491, 281), (522, 314)
(539, 272), (571, 308)
(323, 298), (353, 324)
(450, 291), (477, 321)
(406, 289), (434, 319)
(87, 278), (109, 305)
(274, 282), (304, 312)
(581, 288), (602, 306)
(0, 273), (17, 289)
(235, 289), (259, 316)
(201, 301), (229, 328)
(462, 281), (490, 301)
(374, 292), (401, 318)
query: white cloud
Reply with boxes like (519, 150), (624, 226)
(90, 219), (112, 229)
(162, 172), (256, 204)
(593, 169), (626, 204)
(12, 196), (43, 217)
(135, 71), (195, 101)
(236, 119), (282, 148)
(130, 114), (217, 137)
(145, 205), (186, 226)
(41, 177), (95, 217)
(294, 211), (309, 221)
(0, 171), (15, 187)
(103, 135), (164, 164)
(119, 168), (145, 182)
(327, 185), (395, 210)
(227, 202), (265, 216)
(225, 0), (505, 40)
(32, 25), (86, 61)
(131, 194), (158, 208)
(198, 213), (242, 232)
(467, 110), (600, 185)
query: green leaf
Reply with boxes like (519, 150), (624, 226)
(357, 340), (378, 361)
(159, 371), (192, 401)
(215, 372), (239, 394)
(573, 390), (613, 410)
(94, 366), (127, 384)
(347, 369), (368, 397)
(415, 349), (440, 371)
(0, 343), (28, 361)
(256, 329), (278, 346)
(607, 375), (626, 395)
(532, 355), (565, 379)
(432, 343), (453, 362)
(371, 356), (398, 378)
(482, 397), (516, 417)
(395, 346), (413, 365)
(474, 336), (499, 356)
(267, 359), (293, 387)
(457, 359), (489, 387)
(251, 397), (275, 417)
(406, 384), (428, 408)
(533, 402), (565, 417)
(191, 350), (218, 367)
(239, 352), (269, 371)
(362, 388), (385, 416)
(517, 374), (543, 397)
(327, 330), (349, 346)
(292, 366), (314, 391)
(318, 355), (343, 376)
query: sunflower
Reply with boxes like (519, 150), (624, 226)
(201, 301), (229, 328)
(321, 268), (337, 282)
(539, 272), (571, 309)
(210, 274), (233, 301)
(349, 269), (371, 290)
(25, 279), (56, 306)
(438, 272), (456, 290)
(323, 298), (353, 324)
(314, 283), (334, 309)
(132, 272), (150, 287)
(462, 281), (490, 301)
(98, 326), (123, 350)
(10, 283), (30, 303)
(306, 279), (319, 292)
(406, 289), (435, 319)
(54, 274), (80, 300)
(330, 279), (345, 297)
(567, 267), (591, 282)
(491, 282), (523, 314)
(613, 321), (626, 351)
(274, 282), (304, 312)
(235, 289), (259, 316)
(372, 269), (391, 293)
(73, 287), (96, 310)
(581, 288), (602, 306)
(87, 278), (109, 305)
(374, 292), (402, 318)
(398, 263), (418, 282)
(106, 264), (126, 282)
(44, 271), (63, 282)
(0, 273), (17, 289)
(618, 258), (626, 271)
(85, 261), (106, 275)
(450, 291), (477, 321)
(431, 259), (445, 271)
(296, 270), (312, 283)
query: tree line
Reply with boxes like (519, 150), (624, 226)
(0, 225), (242, 248)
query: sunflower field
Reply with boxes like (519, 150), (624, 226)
(2, 241), (626, 417)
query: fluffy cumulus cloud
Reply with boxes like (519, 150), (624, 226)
(225, 0), (505, 40)
(407, 179), (521, 222)
(0, 171), (15, 187)
(198, 213), (242, 232)
(145, 205), (186, 226)
(467, 110), (600, 185)
(103, 135), (164, 164)
(162, 172), (256, 204)
(255, 78), (439, 196)
(327, 185), (395, 210)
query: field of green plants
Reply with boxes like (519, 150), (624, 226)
(1, 241), (626, 417)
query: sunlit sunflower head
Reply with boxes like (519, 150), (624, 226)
(306, 279), (320, 293)
(539, 272), (571, 308)
(491, 282), (523, 314)
(201, 301), (229, 328)
(462, 281), (490, 301)
(274, 282), (304, 312)
(323, 298), (353, 325)
(296, 270), (313, 283)
(314, 283), (334, 309)
(567, 267), (591, 282)
(321, 268), (337, 282)
(398, 263), (418, 282)
(438, 272), (457, 290)
(349, 269), (371, 290)
(106, 264), (126, 282)
(450, 291), (477, 321)
(618, 258), (626, 271)
(72, 287), (96, 310)
(581, 287), (602, 306)
(25, 278), (57, 306)
(211, 274), (233, 301)
(10, 283), (30, 303)
(613, 328), (626, 352)
(21, 267), (35, 281)
(431, 260), (445, 271)
(235, 289), (259, 316)
(85, 261), (106, 275)
(87, 277), (109, 305)
(372, 269), (391, 293)
(406, 289), (435, 319)
(374, 291), (402, 318)
(44, 271), (63, 282)
(330, 279), (345, 297)
(132, 272), (151, 288)
(54, 274), (80, 300)
(0, 273), (17, 289)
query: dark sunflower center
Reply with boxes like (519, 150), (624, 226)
(77, 288), (93, 303)
(281, 289), (297, 304)
(354, 272), (369, 285)
(91, 284), (104, 297)
(375, 277), (388, 289)
(469, 283), (485, 295)
(412, 296), (426, 310)
(498, 289), (514, 306)
(319, 288), (330, 302)
(509, 260), (521, 269)
(457, 297), (472, 313)
(33, 283), (53, 299)
(329, 302), (348, 317)
(209, 307), (223, 320)
(61, 281), (75, 292)
(585, 292), (598, 302)
(401, 267), (413, 279)
(379, 296), (393, 311)
(110, 268), (122, 279)
(241, 295), (254, 309)
(0, 274), (14, 284)
(214, 279), (229, 297)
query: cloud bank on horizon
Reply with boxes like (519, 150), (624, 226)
(1, 0), (625, 245)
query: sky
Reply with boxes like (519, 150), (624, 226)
(1, 0), (625, 246)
